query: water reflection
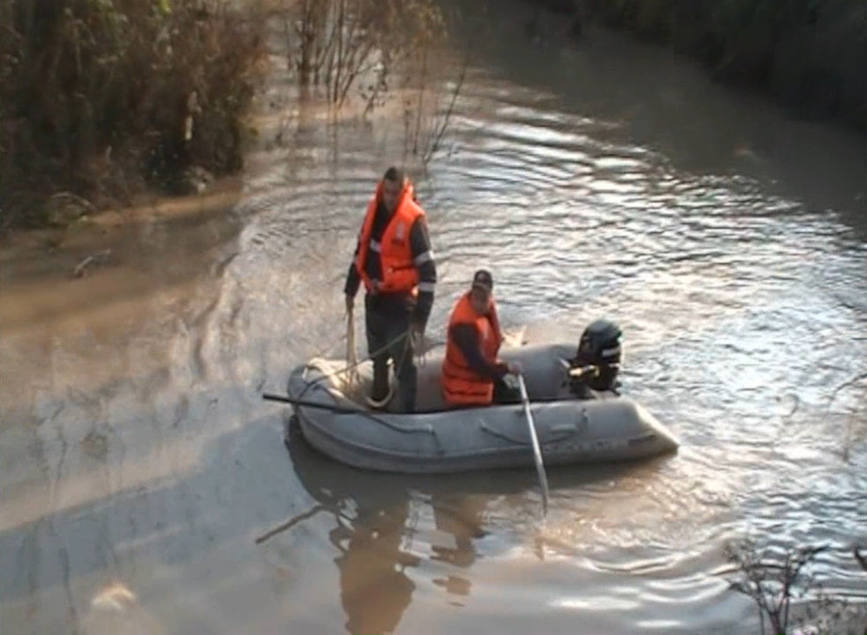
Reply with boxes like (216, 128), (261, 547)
(332, 501), (419, 634)
(280, 417), (658, 630)
(429, 492), (486, 599)
(284, 420), (417, 633)
(285, 418), (487, 633)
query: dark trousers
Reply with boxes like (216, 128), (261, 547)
(493, 378), (521, 404)
(365, 293), (416, 413)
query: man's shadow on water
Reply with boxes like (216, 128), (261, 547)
(266, 415), (647, 635)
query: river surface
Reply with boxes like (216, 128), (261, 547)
(2, 1), (866, 633)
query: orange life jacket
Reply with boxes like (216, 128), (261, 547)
(354, 179), (424, 295)
(441, 292), (504, 406)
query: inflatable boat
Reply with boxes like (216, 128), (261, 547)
(280, 321), (679, 474)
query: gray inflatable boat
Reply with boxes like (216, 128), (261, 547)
(284, 342), (678, 474)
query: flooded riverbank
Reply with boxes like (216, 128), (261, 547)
(1, 1), (866, 633)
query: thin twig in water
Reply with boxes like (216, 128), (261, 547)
(412, 47), (429, 156)
(727, 540), (829, 635)
(49, 191), (97, 215)
(72, 249), (111, 278)
(827, 372), (867, 461)
(828, 372), (867, 408)
(255, 504), (328, 544)
(855, 546), (867, 572)
(422, 50), (468, 166)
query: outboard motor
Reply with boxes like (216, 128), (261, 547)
(570, 319), (622, 393)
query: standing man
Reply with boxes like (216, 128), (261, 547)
(441, 270), (520, 407)
(345, 167), (437, 413)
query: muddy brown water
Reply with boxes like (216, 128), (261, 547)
(2, 1), (866, 633)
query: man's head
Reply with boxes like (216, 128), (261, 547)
(381, 166), (405, 214)
(469, 269), (493, 314)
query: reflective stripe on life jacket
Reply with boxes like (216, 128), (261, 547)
(441, 292), (503, 406)
(354, 179), (424, 295)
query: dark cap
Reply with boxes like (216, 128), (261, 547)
(471, 269), (493, 293)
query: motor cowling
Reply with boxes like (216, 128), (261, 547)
(570, 319), (622, 392)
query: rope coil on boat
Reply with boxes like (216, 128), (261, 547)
(296, 363), (435, 435)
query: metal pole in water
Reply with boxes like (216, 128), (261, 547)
(518, 374), (549, 516)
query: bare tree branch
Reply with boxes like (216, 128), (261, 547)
(423, 50), (468, 165)
(828, 372), (867, 409)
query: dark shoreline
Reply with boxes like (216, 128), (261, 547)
(524, 0), (867, 135)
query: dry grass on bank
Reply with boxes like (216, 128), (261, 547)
(0, 0), (266, 231)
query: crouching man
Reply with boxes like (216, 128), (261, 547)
(441, 270), (520, 407)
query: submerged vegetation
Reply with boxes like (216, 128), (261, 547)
(4, 0), (864, 233)
(286, 0), (444, 108)
(283, 0), (458, 165)
(727, 539), (867, 635)
(0, 0), (456, 233)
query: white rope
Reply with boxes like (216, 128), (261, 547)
(345, 305), (360, 388)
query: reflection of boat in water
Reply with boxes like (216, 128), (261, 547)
(283, 419), (484, 633)
(331, 496), (418, 635)
(286, 330), (679, 473)
(275, 417), (653, 630)
(284, 411), (639, 500)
